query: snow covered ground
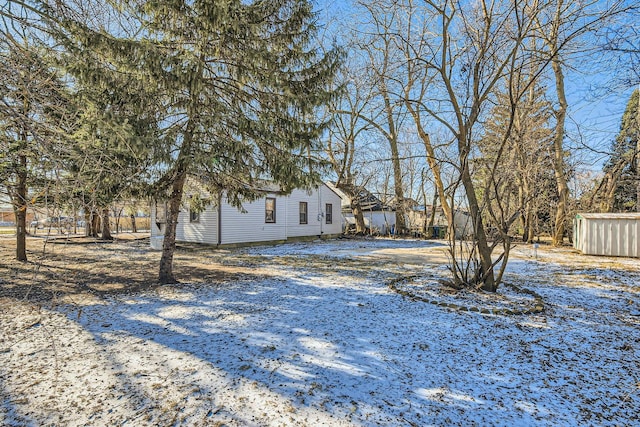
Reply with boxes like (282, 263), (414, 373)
(1, 238), (639, 426)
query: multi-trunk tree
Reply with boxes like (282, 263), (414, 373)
(355, 1), (410, 233)
(326, 49), (376, 234)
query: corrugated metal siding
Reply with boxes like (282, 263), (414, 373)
(220, 196), (286, 244)
(575, 215), (640, 257)
(367, 211), (395, 234)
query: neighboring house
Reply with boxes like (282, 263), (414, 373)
(406, 205), (473, 239)
(573, 213), (640, 258)
(151, 181), (342, 247)
(325, 181), (396, 234)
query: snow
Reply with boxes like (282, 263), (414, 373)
(1, 238), (639, 426)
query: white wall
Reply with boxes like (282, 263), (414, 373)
(220, 196), (287, 245)
(176, 207), (219, 245)
(151, 183), (343, 247)
(574, 214), (640, 257)
(319, 184), (343, 236)
(342, 210), (395, 234)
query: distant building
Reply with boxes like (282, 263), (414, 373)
(325, 182), (396, 234)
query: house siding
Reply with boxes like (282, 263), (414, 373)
(151, 182), (342, 248)
(319, 184), (343, 236)
(286, 189), (323, 238)
(220, 195), (287, 245)
(176, 208), (218, 245)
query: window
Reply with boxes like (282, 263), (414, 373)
(189, 210), (200, 223)
(265, 198), (276, 223)
(325, 203), (333, 224)
(299, 202), (308, 224)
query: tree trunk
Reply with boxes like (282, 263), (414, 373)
(14, 153), (28, 261)
(131, 213), (137, 233)
(427, 192), (438, 237)
(636, 87), (639, 212)
(158, 165), (188, 284)
(101, 207), (113, 240)
(410, 110), (454, 235)
(550, 34), (570, 247)
(87, 210), (100, 237)
(389, 136), (407, 233)
(460, 149), (496, 292)
(382, 90), (406, 234)
(351, 200), (367, 234)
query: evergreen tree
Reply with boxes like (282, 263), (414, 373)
(480, 82), (554, 242)
(64, 75), (158, 239)
(0, 37), (73, 261)
(42, 0), (340, 283)
(598, 89), (639, 212)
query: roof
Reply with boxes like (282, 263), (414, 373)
(326, 181), (393, 212)
(576, 213), (640, 220)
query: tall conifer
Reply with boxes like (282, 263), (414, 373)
(41, 0), (340, 282)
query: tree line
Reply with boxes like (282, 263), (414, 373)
(1, 0), (638, 291)
(323, 0), (639, 291)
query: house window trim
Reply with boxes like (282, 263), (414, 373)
(299, 201), (308, 225)
(265, 197), (276, 223)
(325, 203), (333, 224)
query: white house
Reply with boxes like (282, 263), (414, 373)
(151, 182), (342, 247)
(573, 213), (640, 257)
(325, 181), (397, 234)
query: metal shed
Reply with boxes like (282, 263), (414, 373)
(573, 213), (640, 257)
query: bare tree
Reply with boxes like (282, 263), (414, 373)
(354, 0), (556, 290)
(327, 55), (374, 234)
(533, 0), (635, 245)
(355, 1), (410, 233)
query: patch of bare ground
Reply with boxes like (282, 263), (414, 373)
(0, 235), (272, 306)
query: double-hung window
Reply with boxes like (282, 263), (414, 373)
(299, 202), (308, 224)
(325, 203), (333, 224)
(265, 198), (276, 223)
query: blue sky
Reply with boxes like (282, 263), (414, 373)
(313, 0), (639, 172)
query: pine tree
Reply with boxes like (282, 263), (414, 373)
(64, 77), (158, 239)
(0, 37), (73, 261)
(480, 83), (554, 242)
(42, 0), (340, 283)
(598, 89), (639, 212)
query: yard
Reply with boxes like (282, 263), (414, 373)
(1, 235), (639, 426)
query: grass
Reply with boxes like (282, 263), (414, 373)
(0, 226), (15, 235)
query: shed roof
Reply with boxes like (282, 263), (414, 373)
(326, 181), (393, 212)
(576, 213), (640, 220)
